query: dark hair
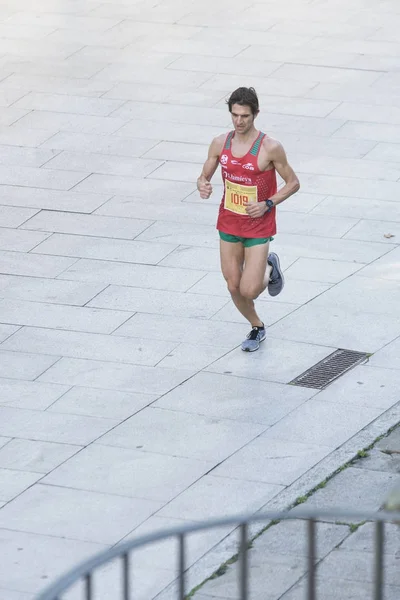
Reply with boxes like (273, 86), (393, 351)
(227, 87), (259, 115)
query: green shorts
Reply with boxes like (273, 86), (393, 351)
(219, 231), (274, 248)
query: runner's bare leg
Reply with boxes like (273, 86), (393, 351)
(240, 243), (272, 299)
(220, 240), (270, 326)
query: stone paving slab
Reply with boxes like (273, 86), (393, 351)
(1, 326), (179, 366)
(0, 468), (42, 503)
(252, 520), (349, 560)
(0, 438), (80, 474)
(42, 444), (214, 503)
(97, 197), (217, 224)
(291, 467), (398, 521)
(0, 275), (107, 306)
(0, 205), (39, 227)
(0, 250), (76, 278)
(211, 298), (299, 327)
(205, 338), (335, 383)
(0, 350), (59, 381)
(0, 297), (131, 334)
(316, 549), (400, 587)
(314, 364), (400, 410)
(96, 407), (268, 462)
(311, 196), (400, 222)
(212, 438), (333, 486)
(0, 406), (117, 445)
(0, 590), (32, 600)
(0, 323), (19, 342)
(309, 275), (400, 317)
(0, 528), (106, 598)
(154, 371), (314, 425)
(0, 0), (399, 598)
(20, 210), (154, 239)
(0, 484), (163, 545)
(368, 336), (400, 370)
(341, 521), (400, 555)
(267, 303), (400, 352)
(0, 186), (111, 212)
(354, 448), (400, 474)
(40, 131), (158, 157)
(57, 259), (207, 292)
(377, 427), (400, 452)
(281, 580), (400, 600)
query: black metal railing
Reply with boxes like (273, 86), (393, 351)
(35, 507), (400, 600)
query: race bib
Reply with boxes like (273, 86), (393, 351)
(224, 179), (258, 215)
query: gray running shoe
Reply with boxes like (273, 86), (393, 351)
(241, 325), (266, 352)
(268, 252), (284, 297)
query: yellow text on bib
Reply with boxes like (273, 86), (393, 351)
(224, 180), (258, 215)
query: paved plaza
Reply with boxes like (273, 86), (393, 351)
(0, 0), (399, 598)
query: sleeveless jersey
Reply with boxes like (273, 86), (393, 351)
(216, 130), (277, 238)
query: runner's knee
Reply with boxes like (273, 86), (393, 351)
(240, 281), (262, 299)
(226, 278), (241, 296)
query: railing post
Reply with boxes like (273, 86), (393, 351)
(239, 523), (249, 600)
(85, 573), (92, 600)
(374, 521), (384, 600)
(122, 553), (130, 600)
(307, 519), (316, 600)
(178, 533), (186, 600)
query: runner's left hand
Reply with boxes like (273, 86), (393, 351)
(246, 202), (267, 218)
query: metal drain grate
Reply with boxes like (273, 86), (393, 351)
(289, 349), (369, 389)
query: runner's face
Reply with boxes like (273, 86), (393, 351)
(230, 104), (257, 134)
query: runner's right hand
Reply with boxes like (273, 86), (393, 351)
(198, 181), (213, 199)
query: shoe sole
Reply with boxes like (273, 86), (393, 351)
(268, 253), (285, 297)
(241, 332), (266, 352)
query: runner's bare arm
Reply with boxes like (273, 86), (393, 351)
(246, 139), (300, 218)
(197, 136), (224, 199)
(268, 141), (300, 206)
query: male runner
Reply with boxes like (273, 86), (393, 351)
(197, 87), (300, 352)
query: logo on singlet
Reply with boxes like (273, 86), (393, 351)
(242, 163), (255, 170)
(220, 154), (228, 165)
(223, 171), (252, 184)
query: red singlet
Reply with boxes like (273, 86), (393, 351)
(216, 130), (277, 238)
